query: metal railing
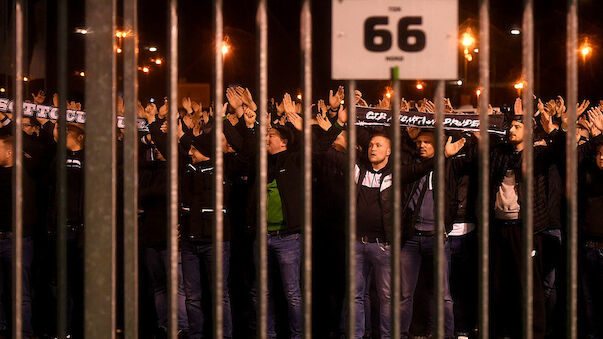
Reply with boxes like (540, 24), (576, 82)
(6, 0), (582, 338)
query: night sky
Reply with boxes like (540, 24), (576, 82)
(3, 0), (603, 108)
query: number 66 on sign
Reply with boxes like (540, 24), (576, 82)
(332, 0), (458, 80)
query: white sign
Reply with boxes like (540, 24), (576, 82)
(332, 0), (458, 80)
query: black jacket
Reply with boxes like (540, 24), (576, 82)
(489, 129), (563, 233)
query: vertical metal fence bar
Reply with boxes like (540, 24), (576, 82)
(300, 1), (312, 338)
(255, 0), (268, 337)
(11, 1), (24, 338)
(123, 0), (139, 336)
(84, 0), (117, 337)
(565, 0), (578, 337)
(56, 0), (68, 335)
(167, 0), (179, 337)
(389, 69), (401, 339)
(433, 80), (445, 339)
(345, 80), (357, 339)
(477, 1), (490, 337)
(521, 1), (535, 338)
(212, 0), (224, 337)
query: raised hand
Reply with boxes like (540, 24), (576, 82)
(415, 99), (427, 113)
(317, 99), (328, 116)
(444, 98), (454, 113)
(424, 100), (436, 113)
(282, 93), (296, 115)
(576, 99), (590, 117)
(53, 93), (59, 107)
(514, 97), (523, 115)
(336, 105), (347, 126)
(158, 100), (168, 119)
(32, 90), (46, 105)
(182, 96), (193, 114)
(587, 107), (603, 132)
(540, 103), (558, 134)
(316, 108), (332, 131)
(226, 87), (243, 110)
(241, 88), (257, 111)
(537, 98), (545, 116)
(243, 106), (257, 128)
(444, 136), (466, 158)
(329, 86), (344, 110)
(401, 98), (410, 112)
(354, 90), (367, 106)
(377, 96), (391, 109)
(555, 96), (566, 117)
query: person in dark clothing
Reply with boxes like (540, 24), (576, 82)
(399, 129), (468, 339)
(177, 113), (250, 338)
(0, 134), (36, 338)
(578, 137), (603, 339)
(139, 107), (189, 336)
(489, 109), (563, 339)
(43, 122), (87, 338)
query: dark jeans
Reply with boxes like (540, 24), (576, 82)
(144, 247), (189, 331)
(353, 241), (391, 339)
(580, 242), (603, 339)
(0, 236), (33, 337)
(400, 235), (454, 338)
(253, 233), (302, 339)
(180, 240), (232, 338)
(491, 220), (545, 339)
(449, 231), (477, 336)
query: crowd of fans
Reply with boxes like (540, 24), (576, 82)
(0, 86), (602, 339)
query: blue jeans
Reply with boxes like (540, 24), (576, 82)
(145, 247), (189, 331)
(400, 235), (454, 338)
(580, 244), (603, 339)
(353, 240), (391, 339)
(253, 233), (302, 339)
(0, 236), (33, 337)
(180, 240), (232, 338)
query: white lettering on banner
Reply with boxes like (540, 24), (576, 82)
(48, 107), (59, 120)
(23, 102), (36, 116)
(332, 0), (458, 79)
(37, 105), (51, 119)
(75, 111), (86, 124)
(0, 99), (149, 132)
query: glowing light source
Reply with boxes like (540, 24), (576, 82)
(476, 89), (481, 97)
(473, 48), (479, 53)
(75, 28), (88, 35)
(461, 31), (475, 47)
(0, 88), (5, 93)
(142, 67), (149, 73)
(116, 48), (122, 54)
(464, 53), (473, 62)
(385, 92), (391, 99)
(222, 42), (230, 56)
(456, 80), (463, 86)
(155, 58), (162, 65)
(510, 29), (521, 35)
(580, 40), (593, 59)
(297, 94), (302, 100)
(23, 76), (28, 82)
(79, 72), (85, 77)
(416, 83), (424, 90)
(148, 47), (158, 52)
(514, 82), (524, 90)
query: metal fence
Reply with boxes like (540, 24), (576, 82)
(7, 0), (581, 338)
